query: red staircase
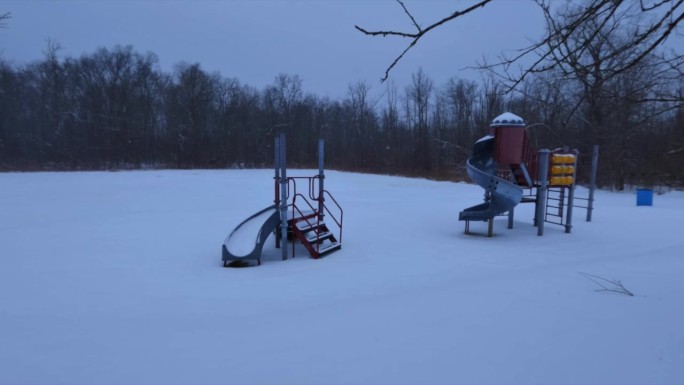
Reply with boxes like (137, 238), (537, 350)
(279, 176), (343, 259)
(290, 212), (341, 259)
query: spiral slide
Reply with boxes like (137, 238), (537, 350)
(459, 136), (523, 222)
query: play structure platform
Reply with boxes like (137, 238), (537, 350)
(459, 112), (598, 237)
(222, 135), (343, 266)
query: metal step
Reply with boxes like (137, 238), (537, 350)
(296, 220), (326, 233)
(288, 210), (316, 222)
(316, 241), (341, 256)
(306, 230), (334, 243)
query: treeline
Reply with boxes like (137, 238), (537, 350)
(1, 44), (682, 189)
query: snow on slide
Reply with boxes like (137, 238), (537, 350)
(224, 208), (277, 257)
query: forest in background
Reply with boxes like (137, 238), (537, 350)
(0, 42), (682, 190)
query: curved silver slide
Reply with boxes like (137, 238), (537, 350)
(222, 205), (280, 266)
(459, 136), (523, 222)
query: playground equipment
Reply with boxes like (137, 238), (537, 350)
(222, 134), (343, 266)
(459, 112), (598, 237)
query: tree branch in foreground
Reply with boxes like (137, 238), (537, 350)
(358, 0), (683, 91)
(355, 0), (493, 82)
(0, 12), (11, 28)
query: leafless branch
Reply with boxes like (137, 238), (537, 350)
(0, 12), (11, 28)
(579, 272), (635, 296)
(398, 0), (421, 31)
(355, 0), (493, 82)
(641, 0), (672, 12)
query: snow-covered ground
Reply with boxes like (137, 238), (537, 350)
(1, 169), (682, 384)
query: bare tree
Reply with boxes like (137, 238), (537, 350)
(443, 78), (482, 160)
(168, 62), (216, 166)
(346, 80), (374, 168)
(380, 79), (406, 173)
(265, 73), (303, 122)
(404, 68), (434, 171)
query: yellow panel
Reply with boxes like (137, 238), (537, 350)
(551, 166), (564, 175)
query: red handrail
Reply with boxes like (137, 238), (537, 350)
(322, 190), (343, 244)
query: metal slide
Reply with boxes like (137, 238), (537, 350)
(222, 205), (280, 266)
(459, 136), (523, 222)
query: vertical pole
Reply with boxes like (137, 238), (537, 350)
(274, 136), (281, 248)
(533, 189), (538, 227)
(565, 150), (579, 233)
(586, 145), (599, 222)
(279, 132), (288, 261)
(318, 138), (325, 221)
(536, 149), (550, 236)
(274, 136), (280, 180)
(507, 208), (514, 229)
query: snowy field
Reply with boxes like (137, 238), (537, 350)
(1, 169), (683, 385)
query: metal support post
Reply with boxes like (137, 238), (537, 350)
(318, 139), (325, 221)
(508, 208), (514, 229)
(274, 136), (280, 182)
(274, 136), (281, 248)
(279, 132), (288, 260)
(536, 149), (550, 236)
(586, 145), (599, 222)
(565, 150), (579, 233)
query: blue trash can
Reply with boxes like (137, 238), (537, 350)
(636, 189), (653, 206)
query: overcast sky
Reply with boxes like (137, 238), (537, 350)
(2, 1), (548, 98)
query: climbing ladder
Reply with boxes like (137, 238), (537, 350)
(545, 187), (566, 226)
